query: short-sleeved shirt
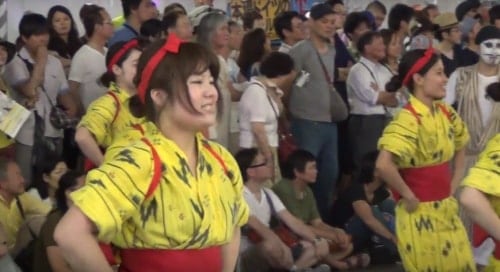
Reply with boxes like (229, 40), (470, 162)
(78, 82), (144, 148)
(272, 179), (320, 224)
(108, 23), (139, 48)
(33, 210), (63, 272)
(462, 133), (500, 214)
(0, 193), (51, 249)
(68, 45), (107, 109)
(71, 122), (249, 249)
(330, 182), (390, 227)
(239, 78), (280, 148)
(4, 47), (69, 143)
(378, 95), (469, 168)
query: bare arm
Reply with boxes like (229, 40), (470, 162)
(54, 206), (112, 272)
(251, 122), (273, 160)
(67, 80), (83, 112)
(351, 201), (395, 241)
(451, 148), (466, 194)
(278, 210), (316, 242)
(221, 227), (241, 272)
(460, 187), (500, 240)
(75, 127), (104, 166)
(246, 215), (279, 241)
(47, 246), (72, 272)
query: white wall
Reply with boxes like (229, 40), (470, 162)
(5, 0), (460, 42)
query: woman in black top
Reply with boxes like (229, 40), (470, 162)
(330, 151), (397, 257)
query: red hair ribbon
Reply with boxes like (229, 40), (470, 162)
(107, 39), (139, 72)
(137, 33), (184, 104)
(402, 47), (435, 87)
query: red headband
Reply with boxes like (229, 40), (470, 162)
(402, 47), (435, 87)
(107, 39), (139, 72)
(137, 33), (184, 104)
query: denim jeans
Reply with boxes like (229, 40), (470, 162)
(291, 118), (339, 220)
(345, 199), (397, 255)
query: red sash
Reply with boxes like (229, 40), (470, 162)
(394, 162), (451, 202)
(473, 224), (500, 259)
(118, 246), (222, 272)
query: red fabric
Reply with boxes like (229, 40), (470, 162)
(99, 243), (118, 265)
(84, 159), (96, 172)
(394, 162), (451, 202)
(472, 224), (500, 259)
(119, 246), (222, 272)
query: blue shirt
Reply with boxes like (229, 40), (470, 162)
(108, 23), (138, 47)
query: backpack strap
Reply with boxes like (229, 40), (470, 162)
(15, 197), (36, 238)
(107, 91), (121, 125)
(140, 138), (162, 200)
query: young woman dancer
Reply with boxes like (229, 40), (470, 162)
(55, 34), (249, 271)
(376, 48), (476, 271)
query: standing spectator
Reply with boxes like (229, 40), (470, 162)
(227, 20), (244, 65)
(139, 18), (163, 41)
(239, 52), (295, 185)
(388, 4), (414, 48)
(108, 0), (156, 47)
(242, 10), (266, 32)
(163, 3), (186, 15)
(69, 5), (113, 111)
(490, 4), (500, 29)
(5, 13), (75, 185)
(47, 5), (83, 76)
(197, 12), (243, 149)
(0, 158), (50, 257)
(33, 171), (85, 272)
(347, 31), (397, 174)
(433, 12), (463, 77)
(30, 155), (68, 206)
(238, 28), (271, 81)
(458, 16), (481, 67)
(343, 12), (371, 62)
(455, 0), (481, 22)
(163, 11), (193, 41)
(194, 0), (213, 8)
(274, 11), (306, 54)
(380, 29), (402, 74)
(366, 1), (386, 30)
(0, 40), (17, 158)
(423, 4), (440, 21)
(289, 3), (346, 220)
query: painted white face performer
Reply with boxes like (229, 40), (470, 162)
(480, 38), (500, 65)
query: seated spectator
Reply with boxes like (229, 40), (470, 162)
(274, 149), (371, 270)
(0, 223), (21, 272)
(236, 148), (330, 272)
(108, 0), (156, 47)
(30, 155), (68, 205)
(33, 171), (84, 272)
(0, 158), (50, 257)
(330, 151), (397, 260)
(242, 10), (266, 32)
(163, 11), (193, 41)
(238, 28), (271, 81)
(140, 18), (163, 41)
(239, 52), (296, 185)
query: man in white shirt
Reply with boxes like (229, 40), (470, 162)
(68, 5), (113, 110)
(5, 14), (74, 186)
(346, 31), (397, 173)
(235, 148), (330, 272)
(274, 11), (307, 54)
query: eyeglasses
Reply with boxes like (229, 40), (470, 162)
(248, 160), (268, 168)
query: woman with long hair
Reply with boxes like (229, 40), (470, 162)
(75, 39), (146, 169)
(237, 28), (271, 81)
(55, 34), (249, 271)
(33, 171), (85, 272)
(375, 48), (475, 271)
(47, 5), (83, 75)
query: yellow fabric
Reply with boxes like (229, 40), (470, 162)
(0, 193), (51, 249)
(485, 255), (500, 272)
(378, 95), (469, 168)
(112, 16), (125, 28)
(395, 197), (476, 272)
(71, 123), (249, 249)
(0, 78), (15, 148)
(78, 83), (145, 148)
(103, 123), (147, 163)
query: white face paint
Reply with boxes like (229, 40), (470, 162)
(480, 38), (500, 65)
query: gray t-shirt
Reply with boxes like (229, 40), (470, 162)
(289, 40), (336, 122)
